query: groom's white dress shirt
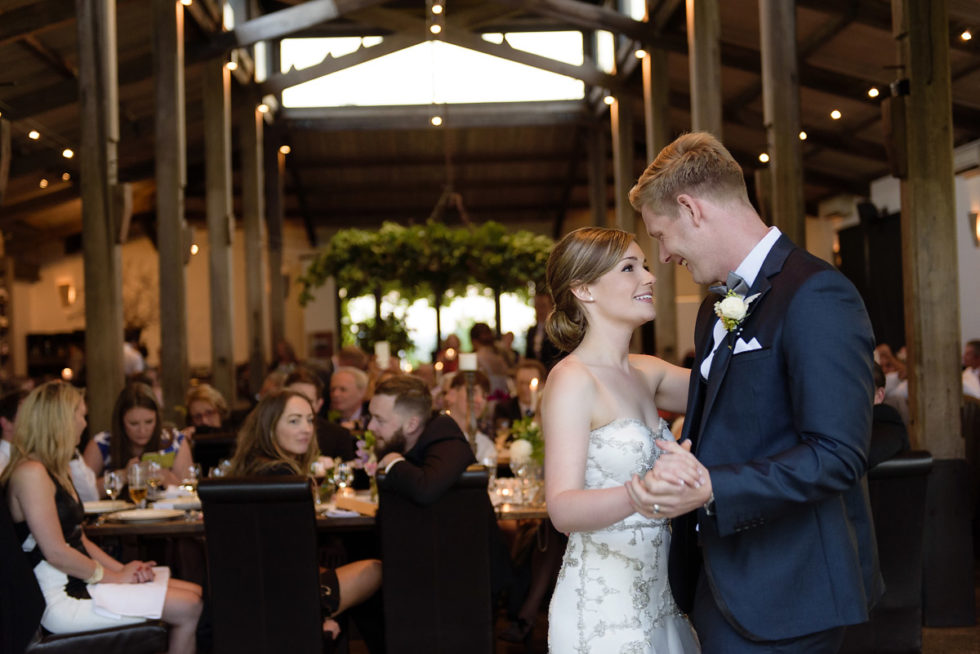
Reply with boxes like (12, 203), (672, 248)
(700, 226), (782, 380)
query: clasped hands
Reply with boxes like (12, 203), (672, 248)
(625, 439), (712, 519)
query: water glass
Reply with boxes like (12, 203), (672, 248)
(480, 455), (497, 491)
(104, 470), (123, 501)
(146, 461), (164, 499)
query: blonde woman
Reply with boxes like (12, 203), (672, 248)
(543, 227), (700, 652)
(1, 381), (202, 653)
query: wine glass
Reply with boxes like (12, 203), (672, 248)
(127, 462), (148, 508)
(181, 463), (201, 493)
(335, 462), (353, 493)
(145, 461), (164, 500)
(509, 460), (529, 505)
(104, 470), (124, 502)
(481, 455), (497, 492)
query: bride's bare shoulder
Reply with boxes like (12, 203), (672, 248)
(546, 355), (597, 393)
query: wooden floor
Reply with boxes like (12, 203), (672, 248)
(345, 565), (980, 653)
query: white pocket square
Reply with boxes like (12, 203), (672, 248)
(733, 337), (762, 354)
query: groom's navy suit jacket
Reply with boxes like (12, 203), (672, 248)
(670, 235), (884, 641)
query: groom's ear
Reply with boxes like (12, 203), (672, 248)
(676, 194), (703, 227)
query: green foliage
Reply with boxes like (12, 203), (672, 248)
(510, 416), (545, 464)
(346, 315), (412, 356)
(298, 221), (554, 308)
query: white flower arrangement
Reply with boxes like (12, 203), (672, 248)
(714, 290), (761, 332)
(310, 456), (336, 478)
(509, 438), (534, 464)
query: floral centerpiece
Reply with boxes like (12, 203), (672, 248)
(508, 416), (544, 465)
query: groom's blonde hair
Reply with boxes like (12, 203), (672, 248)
(629, 131), (749, 217)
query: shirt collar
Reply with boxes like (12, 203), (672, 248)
(733, 226), (781, 289)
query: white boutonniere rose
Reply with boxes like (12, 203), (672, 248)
(714, 290), (761, 332)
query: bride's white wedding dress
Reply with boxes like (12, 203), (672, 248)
(548, 418), (700, 653)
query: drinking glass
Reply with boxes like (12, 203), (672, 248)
(104, 470), (123, 501)
(146, 461), (164, 499)
(127, 462), (148, 508)
(181, 463), (201, 493)
(480, 455), (497, 492)
(335, 462), (353, 492)
(509, 460), (529, 505)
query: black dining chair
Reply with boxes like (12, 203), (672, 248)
(191, 431), (238, 476)
(376, 467), (494, 654)
(198, 476), (336, 654)
(0, 499), (168, 654)
(840, 450), (933, 654)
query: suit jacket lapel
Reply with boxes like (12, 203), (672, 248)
(693, 234), (796, 448)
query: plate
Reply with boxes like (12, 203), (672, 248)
(83, 500), (135, 514)
(106, 508), (185, 522)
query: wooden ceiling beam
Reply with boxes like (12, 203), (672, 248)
(204, 0), (391, 58)
(489, 0), (655, 44)
(19, 35), (77, 79)
(0, 0), (75, 48)
(282, 100), (591, 130)
(261, 31), (421, 94)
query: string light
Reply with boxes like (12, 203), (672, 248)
(39, 178), (49, 188)
(225, 60), (238, 71)
(961, 30), (972, 41)
(867, 87), (880, 98)
(634, 49), (647, 59)
(279, 145), (291, 155)
(430, 115), (443, 127)
(190, 244), (199, 255)
(62, 148), (74, 159)
(62, 172), (71, 181)
(429, 24), (442, 35)
(799, 131), (807, 141)
(180, 0), (193, 5)
(28, 130), (40, 140)
(431, 3), (443, 14)
(257, 103), (269, 114)
(758, 153), (770, 163)
(603, 95), (615, 105)
(830, 109), (842, 120)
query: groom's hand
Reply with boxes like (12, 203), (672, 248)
(624, 440), (713, 519)
(652, 439), (706, 488)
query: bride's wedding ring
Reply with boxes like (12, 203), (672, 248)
(653, 503), (661, 514)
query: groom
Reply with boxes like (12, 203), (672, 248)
(626, 132), (883, 652)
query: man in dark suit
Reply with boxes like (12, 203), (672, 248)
(524, 293), (563, 371)
(369, 375), (475, 505)
(869, 363), (910, 468)
(627, 132), (882, 652)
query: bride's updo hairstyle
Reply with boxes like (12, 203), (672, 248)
(546, 227), (634, 352)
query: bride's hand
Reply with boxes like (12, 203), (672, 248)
(652, 439), (706, 488)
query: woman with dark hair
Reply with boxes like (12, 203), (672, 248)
(2, 381), (202, 652)
(228, 391), (381, 641)
(82, 382), (192, 495)
(543, 227), (698, 652)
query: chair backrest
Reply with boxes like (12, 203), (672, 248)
(840, 450), (933, 653)
(377, 467), (493, 654)
(191, 432), (238, 476)
(198, 476), (322, 654)
(0, 498), (46, 654)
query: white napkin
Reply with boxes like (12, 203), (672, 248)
(88, 566), (170, 619)
(325, 509), (360, 518)
(153, 497), (201, 510)
(160, 485), (194, 499)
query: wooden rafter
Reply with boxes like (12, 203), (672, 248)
(0, 0), (75, 48)
(18, 34), (76, 79)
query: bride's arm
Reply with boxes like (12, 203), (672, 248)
(543, 363), (637, 533)
(630, 354), (690, 415)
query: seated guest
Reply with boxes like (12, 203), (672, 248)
(336, 345), (369, 371)
(525, 292), (562, 371)
(495, 359), (547, 426)
(435, 334), (461, 373)
(962, 339), (980, 399)
(470, 323), (510, 395)
(369, 375), (474, 505)
(0, 388), (28, 474)
(869, 362), (911, 469)
(227, 390), (381, 640)
(285, 366), (356, 461)
(82, 382), (192, 495)
(185, 383), (229, 432)
(330, 367), (370, 431)
(1, 381), (202, 652)
(443, 371), (496, 465)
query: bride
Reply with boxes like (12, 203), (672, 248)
(543, 227), (701, 653)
